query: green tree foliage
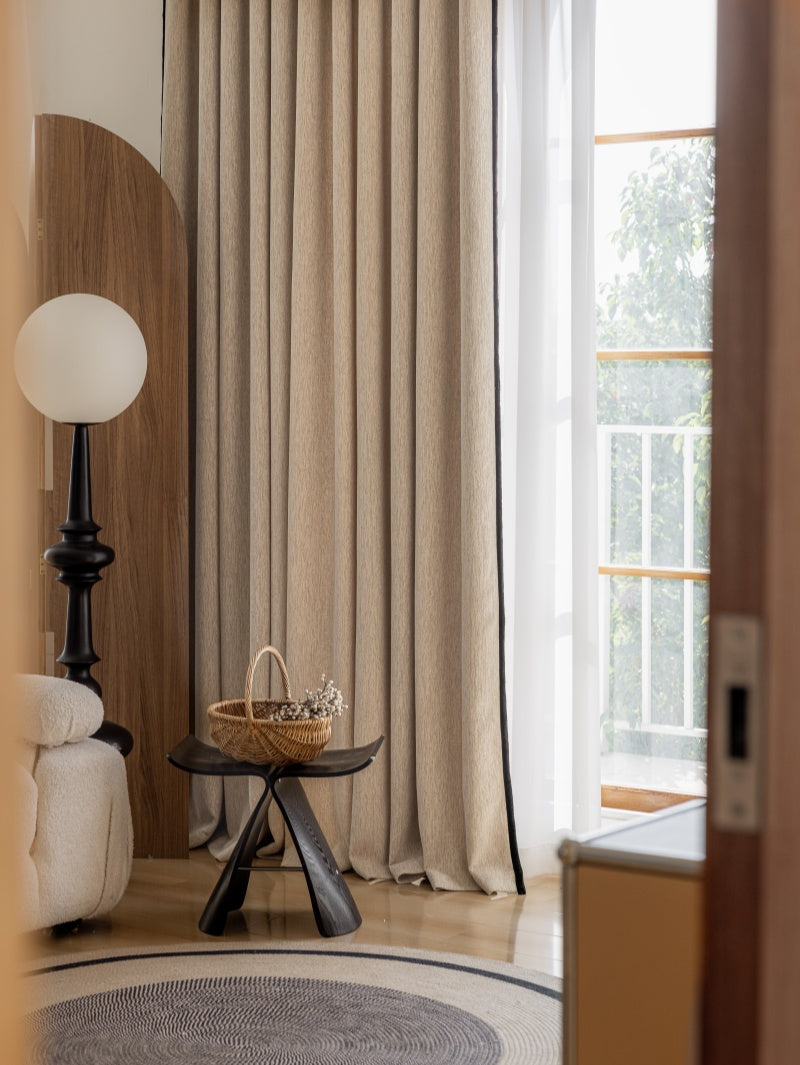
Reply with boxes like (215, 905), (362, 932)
(597, 137), (715, 350)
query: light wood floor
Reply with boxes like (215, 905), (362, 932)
(26, 849), (563, 977)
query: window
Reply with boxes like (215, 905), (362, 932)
(595, 0), (717, 804)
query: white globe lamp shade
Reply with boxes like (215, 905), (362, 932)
(14, 294), (147, 424)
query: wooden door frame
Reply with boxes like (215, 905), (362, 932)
(705, 0), (800, 1060)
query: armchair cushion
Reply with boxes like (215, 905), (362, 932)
(12, 675), (133, 931)
(31, 739), (133, 927)
(13, 674), (103, 747)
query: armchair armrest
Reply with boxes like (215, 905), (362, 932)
(13, 674), (103, 747)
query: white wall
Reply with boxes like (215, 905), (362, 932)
(27, 0), (163, 172)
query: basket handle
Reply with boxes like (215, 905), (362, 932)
(244, 645), (292, 725)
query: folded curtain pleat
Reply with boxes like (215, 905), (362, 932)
(162, 0), (521, 894)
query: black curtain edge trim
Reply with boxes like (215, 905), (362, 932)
(492, 0), (526, 897)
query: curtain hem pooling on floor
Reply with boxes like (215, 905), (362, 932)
(162, 0), (522, 896)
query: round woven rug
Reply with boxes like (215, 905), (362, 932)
(23, 942), (561, 1064)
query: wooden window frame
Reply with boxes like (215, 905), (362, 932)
(600, 784), (700, 813)
(595, 126), (715, 146)
(596, 349), (712, 361)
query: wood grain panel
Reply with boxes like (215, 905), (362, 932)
(34, 114), (189, 859)
(600, 786), (699, 814)
(574, 866), (702, 1065)
(703, 1), (770, 1061)
(761, 0), (800, 1056)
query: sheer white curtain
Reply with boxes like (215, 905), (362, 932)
(498, 0), (601, 875)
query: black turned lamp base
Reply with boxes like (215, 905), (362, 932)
(47, 424), (134, 759)
(92, 719), (134, 757)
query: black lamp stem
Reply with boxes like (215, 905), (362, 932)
(44, 424), (133, 755)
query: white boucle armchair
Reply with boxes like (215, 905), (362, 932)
(14, 674), (133, 932)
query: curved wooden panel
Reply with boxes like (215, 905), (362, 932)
(35, 114), (189, 858)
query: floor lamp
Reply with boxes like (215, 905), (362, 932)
(14, 294), (147, 755)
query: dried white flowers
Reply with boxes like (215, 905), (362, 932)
(267, 675), (347, 722)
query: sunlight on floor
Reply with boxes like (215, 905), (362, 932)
(26, 849), (563, 980)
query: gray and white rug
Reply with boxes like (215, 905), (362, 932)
(24, 942), (561, 1063)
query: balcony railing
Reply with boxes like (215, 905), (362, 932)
(598, 423), (710, 747)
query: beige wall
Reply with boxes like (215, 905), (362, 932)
(2, 6), (162, 1055)
(3, 2), (42, 1059)
(26, 0), (163, 171)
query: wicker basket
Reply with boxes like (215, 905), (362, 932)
(207, 645), (331, 766)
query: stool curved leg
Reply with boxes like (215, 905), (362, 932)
(199, 784), (271, 935)
(272, 776), (361, 937)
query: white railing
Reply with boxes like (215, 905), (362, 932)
(598, 424), (711, 740)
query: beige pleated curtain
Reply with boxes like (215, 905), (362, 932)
(162, 0), (521, 895)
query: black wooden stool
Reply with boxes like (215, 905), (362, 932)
(167, 735), (383, 937)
